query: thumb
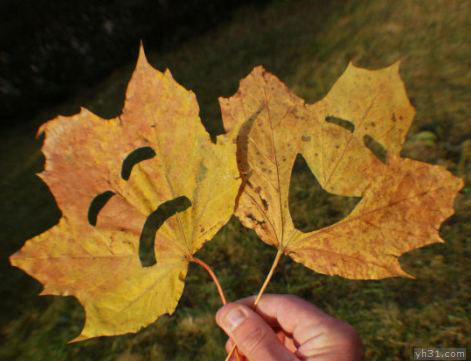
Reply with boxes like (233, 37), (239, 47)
(216, 303), (299, 361)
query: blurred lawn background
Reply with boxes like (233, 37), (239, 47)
(1, 0), (470, 360)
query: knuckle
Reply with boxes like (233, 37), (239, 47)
(327, 319), (362, 344)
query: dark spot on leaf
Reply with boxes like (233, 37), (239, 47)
(301, 135), (311, 142)
(325, 116), (355, 133)
(246, 213), (257, 222)
(139, 196), (191, 267)
(255, 186), (261, 193)
(121, 147), (156, 181)
(261, 197), (269, 211)
(88, 191), (115, 226)
(246, 213), (265, 226)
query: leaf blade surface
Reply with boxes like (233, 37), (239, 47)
(10, 45), (241, 340)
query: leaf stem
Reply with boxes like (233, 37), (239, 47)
(190, 256), (227, 305)
(253, 248), (283, 306)
(190, 257), (242, 361)
(225, 248), (284, 361)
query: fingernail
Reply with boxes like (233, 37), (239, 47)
(224, 307), (247, 331)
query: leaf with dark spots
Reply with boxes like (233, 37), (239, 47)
(224, 62), (462, 280)
(8, 44), (464, 347)
(10, 45), (241, 341)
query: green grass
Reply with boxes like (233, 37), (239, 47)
(1, 0), (470, 360)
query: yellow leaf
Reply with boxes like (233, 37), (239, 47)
(289, 156), (462, 278)
(10, 45), (241, 340)
(222, 64), (463, 279)
(221, 67), (304, 250)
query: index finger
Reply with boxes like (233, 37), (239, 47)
(235, 294), (336, 343)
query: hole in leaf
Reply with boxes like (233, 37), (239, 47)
(139, 196), (191, 267)
(88, 191), (115, 226)
(121, 147), (156, 181)
(289, 154), (360, 232)
(363, 135), (387, 163)
(325, 116), (355, 133)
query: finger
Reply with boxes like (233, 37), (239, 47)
(282, 335), (298, 353)
(295, 320), (363, 361)
(216, 303), (300, 361)
(235, 294), (336, 344)
(225, 338), (234, 354)
(227, 330), (293, 358)
(275, 328), (286, 345)
(225, 339), (247, 361)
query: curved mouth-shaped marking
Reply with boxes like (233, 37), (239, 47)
(289, 154), (361, 233)
(139, 196), (191, 267)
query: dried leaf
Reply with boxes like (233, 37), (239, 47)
(10, 46), (240, 340)
(221, 67), (304, 250)
(222, 64), (463, 279)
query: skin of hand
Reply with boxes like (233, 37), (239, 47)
(215, 294), (363, 361)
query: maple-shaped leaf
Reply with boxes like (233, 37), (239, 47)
(10, 46), (241, 341)
(222, 64), (463, 279)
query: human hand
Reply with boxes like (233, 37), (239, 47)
(216, 294), (363, 361)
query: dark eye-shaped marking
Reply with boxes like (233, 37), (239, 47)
(325, 116), (355, 133)
(88, 147), (157, 227)
(363, 134), (387, 163)
(121, 146), (156, 181)
(139, 196), (191, 267)
(87, 146), (190, 267)
(88, 191), (115, 226)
